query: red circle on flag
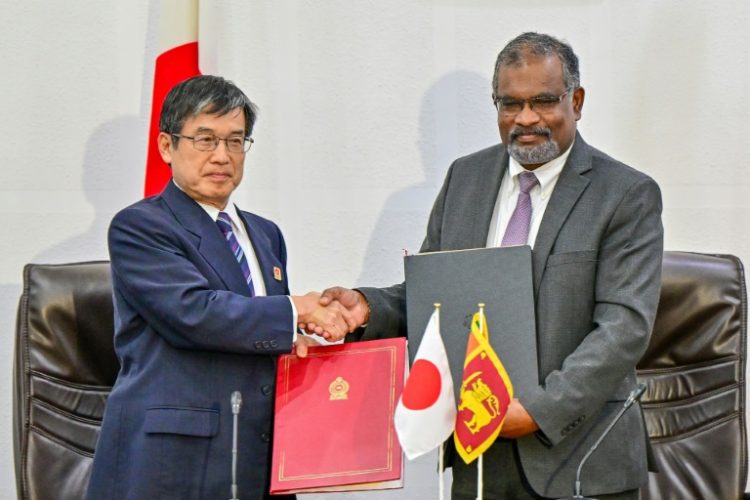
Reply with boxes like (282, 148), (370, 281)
(402, 359), (441, 410)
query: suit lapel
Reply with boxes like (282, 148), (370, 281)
(161, 181), (253, 296)
(532, 132), (592, 293)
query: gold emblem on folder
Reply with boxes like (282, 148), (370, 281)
(329, 377), (349, 400)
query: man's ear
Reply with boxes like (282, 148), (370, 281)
(572, 87), (585, 121)
(157, 132), (173, 164)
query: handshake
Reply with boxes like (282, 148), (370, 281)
(291, 287), (369, 351)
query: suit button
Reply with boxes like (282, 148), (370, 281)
(254, 341), (262, 349)
(261, 432), (270, 442)
(261, 385), (272, 395)
(270, 340), (278, 348)
(262, 340), (271, 349)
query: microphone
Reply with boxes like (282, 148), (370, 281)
(230, 391), (242, 500)
(558, 383), (647, 500)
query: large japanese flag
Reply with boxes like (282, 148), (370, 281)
(395, 308), (457, 459)
(144, 0), (206, 197)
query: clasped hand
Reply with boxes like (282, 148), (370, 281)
(293, 287), (369, 343)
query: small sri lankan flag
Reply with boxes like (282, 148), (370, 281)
(453, 306), (513, 464)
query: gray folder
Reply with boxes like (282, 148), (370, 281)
(404, 245), (539, 402)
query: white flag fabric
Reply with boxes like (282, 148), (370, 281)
(395, 309), (457, 459)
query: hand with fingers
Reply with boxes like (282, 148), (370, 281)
(299, 287), (370, 340)
(292, 291), (359, 342)
(292, 333), (321, 358)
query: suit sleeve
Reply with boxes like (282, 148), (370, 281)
(523, 176), (663, 446)
(108, 206), (294, 355)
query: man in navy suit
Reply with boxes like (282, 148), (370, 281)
(86, 75), (351, 499)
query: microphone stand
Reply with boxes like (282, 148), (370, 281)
(559, 383), (647, 500)
(230, 391), (242, 500)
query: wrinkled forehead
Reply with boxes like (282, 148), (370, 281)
(497, 55), (566, 96)
(181, 108), (247, 134)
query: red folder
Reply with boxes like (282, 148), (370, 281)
(270, 338), (406, 494)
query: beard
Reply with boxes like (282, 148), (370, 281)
(507, 126), (561, 165)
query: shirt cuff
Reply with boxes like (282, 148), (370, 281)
(288, 296), (298, 342)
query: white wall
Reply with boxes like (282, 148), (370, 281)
(2, 1), (749, 498)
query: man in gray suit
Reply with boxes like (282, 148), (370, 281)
(312, 32), (663, 499)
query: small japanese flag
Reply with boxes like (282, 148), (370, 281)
(395, 307), (457, 459)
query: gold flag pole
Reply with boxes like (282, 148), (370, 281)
(478, 303), (485, 335)
(476, 302), (485, 500)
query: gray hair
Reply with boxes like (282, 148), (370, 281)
(159, 75), (258, 145)
(492, 32), (580, 96)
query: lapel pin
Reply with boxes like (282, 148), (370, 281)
(273, 266), (283, 281)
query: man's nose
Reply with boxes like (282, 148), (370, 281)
(211, 140), (231, 161)
(514, 102), (541, 126)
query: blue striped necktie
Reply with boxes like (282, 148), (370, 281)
(216, 212), (255, 295)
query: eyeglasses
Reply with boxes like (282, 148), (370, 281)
(170, 133), (254, 153)
(493, 91), (569, 117)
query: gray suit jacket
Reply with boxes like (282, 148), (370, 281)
(355, 132), (663, 497)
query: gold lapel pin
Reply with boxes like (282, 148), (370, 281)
(273, 266), (283, 281)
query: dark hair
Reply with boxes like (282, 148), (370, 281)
(159, 75), (258, 144)
(492, 32), (580, 96)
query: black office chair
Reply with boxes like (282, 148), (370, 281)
(14, 262), (118, 500)
(638, 252), (747, 499)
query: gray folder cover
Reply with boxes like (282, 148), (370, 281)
(404, 245), (538, 402)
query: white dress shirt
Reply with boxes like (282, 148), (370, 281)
(486, 142), (574, 248)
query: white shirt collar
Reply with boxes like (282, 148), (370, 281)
(171, 180), (246, 234)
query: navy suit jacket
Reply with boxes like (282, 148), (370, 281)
(87, 181), (295, 499)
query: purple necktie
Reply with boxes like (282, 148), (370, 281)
(501, 171), (539, 247)
(217, 212), (255, 295)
